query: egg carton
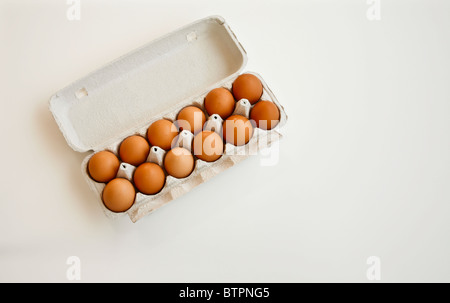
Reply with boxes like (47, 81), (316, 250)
(49, 16), (288, 222)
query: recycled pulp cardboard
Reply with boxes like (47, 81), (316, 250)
(49, 16), (287, 222)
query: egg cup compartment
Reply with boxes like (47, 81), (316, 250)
(50, 16), (287, 222)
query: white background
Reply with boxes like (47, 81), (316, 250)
(1, 0), (449, 282)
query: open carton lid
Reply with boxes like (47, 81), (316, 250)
(49, 16), (247, 153)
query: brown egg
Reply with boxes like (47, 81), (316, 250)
(119, 135), (150, 166)
(88, 150), (120, 183)
(164, 147), (194, 178)
(133, 162), (166, 195)
(147, 119), (178, 151)
(102, 178), (136, 212)
(223, 115), (254, 146)
(232, 73), (263, 105)
(204, 88), (235, 119)
(193, 131), (223, 162)
(250, 100), (280, 130)
(176, 106), (206, 134)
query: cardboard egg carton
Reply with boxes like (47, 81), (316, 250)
(49, 16), (288, 222)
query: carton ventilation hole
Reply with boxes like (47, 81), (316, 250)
(75, 87), (88, 99)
